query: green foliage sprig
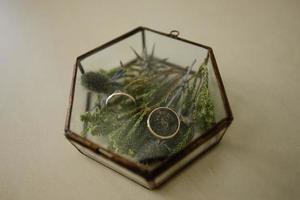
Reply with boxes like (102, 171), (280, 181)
(80, 47), (215, 164)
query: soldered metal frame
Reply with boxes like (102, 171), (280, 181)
(64, 26), (233, 189)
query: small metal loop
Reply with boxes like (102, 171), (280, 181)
(147, 107), (181, 140)
(105, 92), (136, 106)
(169, 30), (180, 38)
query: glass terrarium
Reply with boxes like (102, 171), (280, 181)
(64, 27), (233, 189)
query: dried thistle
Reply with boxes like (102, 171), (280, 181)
(80, 47), (215, 164)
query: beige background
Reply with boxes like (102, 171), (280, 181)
(1, 0), (299, 199)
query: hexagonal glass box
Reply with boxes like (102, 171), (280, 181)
(65, 27), (233, 189)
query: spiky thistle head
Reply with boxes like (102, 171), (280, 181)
(81, 71), (112, 93)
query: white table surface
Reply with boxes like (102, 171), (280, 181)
(1, 0), (299, 199)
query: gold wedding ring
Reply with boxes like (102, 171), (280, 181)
(147, 107), (181, 140)
(105, 92), (136, 106)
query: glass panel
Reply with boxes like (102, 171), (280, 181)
(69, 29), (227, 167)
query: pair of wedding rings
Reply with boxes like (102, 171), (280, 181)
(105, 92), (180, 140)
